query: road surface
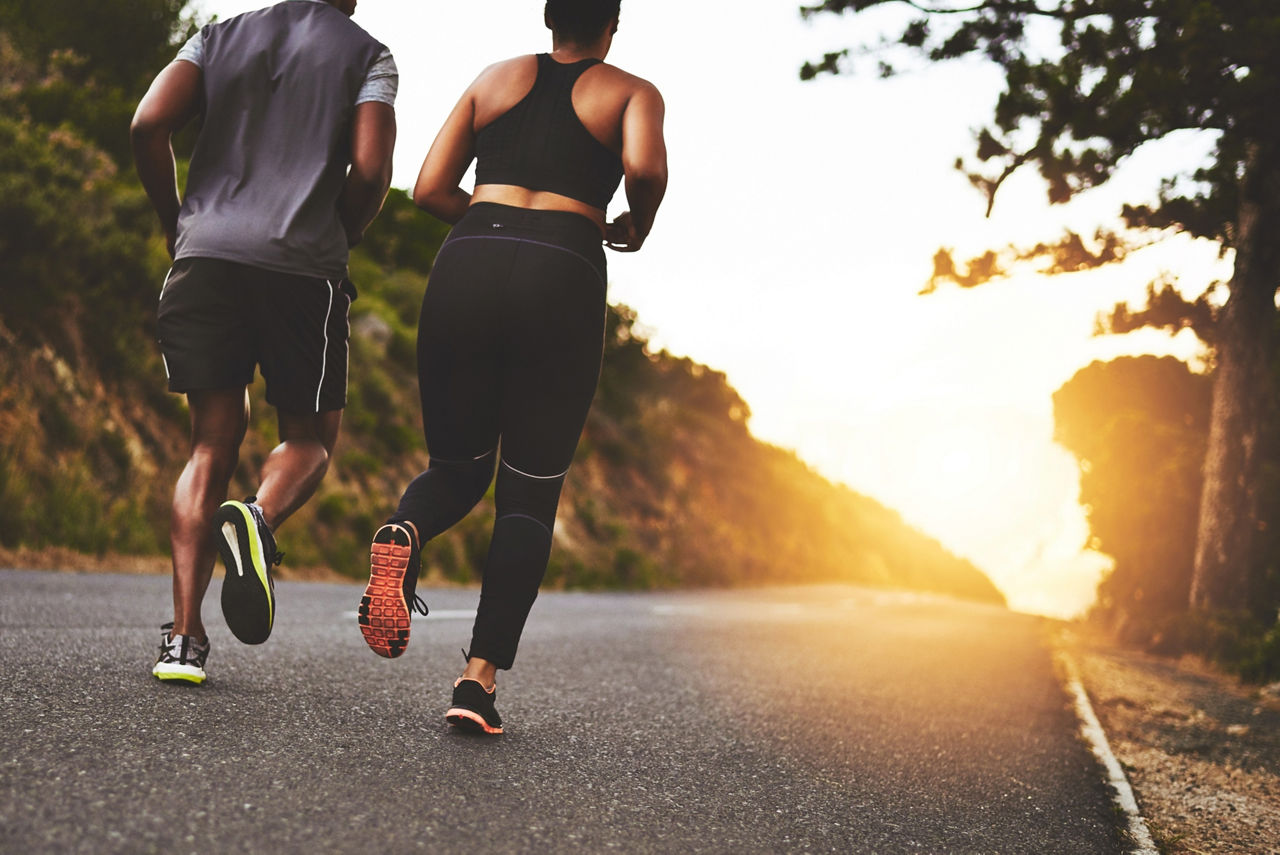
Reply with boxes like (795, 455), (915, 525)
(0, 570), (1125, 853)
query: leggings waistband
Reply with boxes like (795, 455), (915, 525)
(447, 203), (607, 280)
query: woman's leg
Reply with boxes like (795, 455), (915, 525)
(465, 239), (608, 676)
(389, 236), (510, 538)
(360, 232), (512, 658)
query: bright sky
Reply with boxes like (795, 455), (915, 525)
(197, 0), (1230, 617)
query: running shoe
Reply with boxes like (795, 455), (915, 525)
(152, 622), (210, 685)
(446, 678), (504, 735)
(358, 523), (428, 658)
(214, 497), (280, 645)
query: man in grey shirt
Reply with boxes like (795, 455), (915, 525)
(131, 0), (397, 685)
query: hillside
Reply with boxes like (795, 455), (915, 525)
(0, 12), (1002, 605)
(0, 186), (1001, 605)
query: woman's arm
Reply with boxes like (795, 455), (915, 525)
(412, 88), (478, 225)
(606, 82), (667, 253)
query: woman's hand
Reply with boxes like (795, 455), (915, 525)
(605, 211), (644, 252)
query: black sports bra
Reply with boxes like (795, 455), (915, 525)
(474, 54), (625, 211)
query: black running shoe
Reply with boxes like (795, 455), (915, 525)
(214, 498), (280, 645)
(359, 523), (428, 658)
(152, 622), (210, 684)
(446, 678), (503, 735)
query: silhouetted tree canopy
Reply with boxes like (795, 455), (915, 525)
(1099, 276), (1219, 346)
(923, 228), (1136, 293)
(1054, 356), (1209, 636)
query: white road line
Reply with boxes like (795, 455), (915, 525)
(651, 604), (708, 616)
(1057, 651), (1159, 855)
(343, 609), (477, 621)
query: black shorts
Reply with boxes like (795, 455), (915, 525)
(156, 257), (356, 413)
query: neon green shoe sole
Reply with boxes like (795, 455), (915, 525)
(214, 500), (277, 645)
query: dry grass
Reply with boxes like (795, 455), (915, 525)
(0, 545), (352, 583)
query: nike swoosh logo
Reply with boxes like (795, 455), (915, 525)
(222, 522), (245, 577)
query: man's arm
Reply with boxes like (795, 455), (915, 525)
(606, 82), (668, 253)
(339, 101), (396, 247)
(131, 60), (202, 258)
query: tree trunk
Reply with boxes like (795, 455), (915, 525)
(1190, 144), (1280, 611)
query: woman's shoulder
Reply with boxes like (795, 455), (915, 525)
(589, 62), (662, 99)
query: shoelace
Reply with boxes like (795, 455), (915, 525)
(244, 496), (285, 566)
(399, 526), (428, 617)
(158, 632), (209, 666)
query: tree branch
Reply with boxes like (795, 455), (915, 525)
(1098, 277), (1218, 345)
(801, 0), (1093, 21)
(922, 228), (1144, 293)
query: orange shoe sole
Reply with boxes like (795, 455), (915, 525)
(358, 525), (413, 658)
(446, 708), (503, 735)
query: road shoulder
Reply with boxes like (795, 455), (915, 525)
(1061, 628), (1280, 854)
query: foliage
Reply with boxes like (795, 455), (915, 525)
(1053, 357), (1210, 634)
(1099, 275), (1219, 346)
(0, 114), (167, 379)
(356, 189), (452, 278)
(0, 1), (195, 165)
(923, 228), (1138, 294)
(800, 0), (1277, 242)
(0, 0), (191, 92)
(1149, 608), (1280, 683)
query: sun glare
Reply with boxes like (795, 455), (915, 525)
(939, 447), (981, 480)
(896, 429), (1022, 538)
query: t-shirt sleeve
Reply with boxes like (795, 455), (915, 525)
(174, 30), (204, 67)
(356, 48), (398, 107)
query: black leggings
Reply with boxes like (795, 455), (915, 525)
(391, 203), (607, 669)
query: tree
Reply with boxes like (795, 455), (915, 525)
(801, 0), (1280, 612)
(1053, 357), (1210, 637)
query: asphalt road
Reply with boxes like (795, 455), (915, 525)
(0, 570), (1126, 854)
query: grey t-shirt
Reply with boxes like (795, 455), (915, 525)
(175, 12), (399, 107)
(173, 0), (396, 279)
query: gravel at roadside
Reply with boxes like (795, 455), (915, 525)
(1063, 629), (1280, 855)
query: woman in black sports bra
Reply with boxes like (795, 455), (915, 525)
(357, 0), (667, 734)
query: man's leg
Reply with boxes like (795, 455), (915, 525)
(170, 387), (250, 639)
(253, 408), (343, 531)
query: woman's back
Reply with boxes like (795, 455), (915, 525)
(472, 53), (642, 151)
(473, 54), (624, 211)
(413, 2), (666, 251)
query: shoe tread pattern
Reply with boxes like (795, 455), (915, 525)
(359, 526), (413, 658)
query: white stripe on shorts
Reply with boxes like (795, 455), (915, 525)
(316, 280), (335, 412)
